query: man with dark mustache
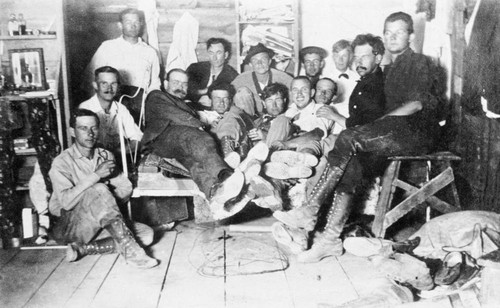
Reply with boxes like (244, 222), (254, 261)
(79, 66), (143, 154)
(142, 69), (245, 218)
(274, 12), (441, 263)
(316, 34), (386, 129)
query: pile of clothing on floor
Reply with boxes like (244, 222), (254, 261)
(329, 211), (500, 308)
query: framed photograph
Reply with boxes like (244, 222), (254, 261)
(9, 48), (47, 91)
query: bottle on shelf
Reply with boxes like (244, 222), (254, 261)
(8, 13), (18, 36)
(18, 14), (27, 36)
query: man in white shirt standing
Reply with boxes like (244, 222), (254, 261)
(86, 8), (161, 96)
(79, 66), (143, 155)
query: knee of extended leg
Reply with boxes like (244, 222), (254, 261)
(90, 183), (113, 195)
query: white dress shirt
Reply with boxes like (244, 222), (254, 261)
(88, 36), (161, 92)
(285, 100), (334, 140)
(324, 67), (359, 134)
(80, 94), (143, 151)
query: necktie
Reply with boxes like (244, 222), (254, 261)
(339, 73), (349, 79)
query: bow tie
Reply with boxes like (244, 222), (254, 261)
(339, 73), (349, 79)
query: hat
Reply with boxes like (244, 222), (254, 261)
(299, 46), (327, 62)
(244, 43), (275, 64)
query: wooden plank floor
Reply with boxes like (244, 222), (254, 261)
(0, 218), (387, 308)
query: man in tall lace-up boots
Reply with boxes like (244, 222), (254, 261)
(49, 109), (157, 269)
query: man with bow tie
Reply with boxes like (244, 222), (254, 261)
(326, 39), (360, 135)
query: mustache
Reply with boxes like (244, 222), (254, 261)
(174, 89), (187, 95)
(356, 66), (367, 71)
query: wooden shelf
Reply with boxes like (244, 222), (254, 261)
(238, 20), (294, 25)
(15, 148), (37, 156)
(0, 35), (57, 40)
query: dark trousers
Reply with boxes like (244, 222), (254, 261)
(327, 116), (436, 193)
(151, 125), (229, 197)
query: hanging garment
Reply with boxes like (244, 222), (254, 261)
(165, 12), (199, 72)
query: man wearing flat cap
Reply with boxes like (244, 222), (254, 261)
(300, 46), (327, 88)
(232, 43), (293, 117)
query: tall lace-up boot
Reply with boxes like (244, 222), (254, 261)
(105, 219), (158, 269)
(220, 136), (240, 169)
(297, 191), (352, 263)
(66, 237), (116, 262)
(273, 164), (344, 231)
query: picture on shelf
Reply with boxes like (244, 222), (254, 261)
(9, 48), (47, 91)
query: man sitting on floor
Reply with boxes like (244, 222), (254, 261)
(142, 69), (245, 217)
(49, 109), (157, 269)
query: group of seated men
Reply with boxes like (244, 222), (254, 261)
(48, 9), (442, 269)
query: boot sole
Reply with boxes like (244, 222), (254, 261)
(224, 152), (241, 169)
(238, 142), (269, 171)
(211, 170), (245, 204)
(243, 160), (261, 184)
(264, 162), (312, 179)
(271, 150), (319, 167)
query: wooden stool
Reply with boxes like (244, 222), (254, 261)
(372, 151), (462, 238)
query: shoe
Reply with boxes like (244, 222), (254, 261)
(224, 151), (241, 169)
(211, 191), (253, 221)
(131, 221), (155, 247)
(264, 162), (312, 179)
(270, 150), (319, 167)
(105, 219), (158, 269)
(238, 142), (269, 171)
(370, 253), (434, 291)
(220, 136), (240, 169)
(210, 169), (244, 204)
(435, 251), (481, 286)
(241, 159), (261, 184)
(249, 176), (283, 211)
(297, 191), (352, 263)
(272, 222), (308, 254)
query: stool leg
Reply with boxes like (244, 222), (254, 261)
(442, 160), (461, 210)
(372, 160), (401, 238)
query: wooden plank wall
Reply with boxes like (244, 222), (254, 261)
(450, 0), (500, 213)
(64, 0), (237, 105)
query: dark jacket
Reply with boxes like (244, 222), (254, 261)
(346, 66), (386, 128)
(186, 61), (239, 102)
(142, 90), (203, 146)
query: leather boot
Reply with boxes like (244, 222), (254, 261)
(220, 136), (240, 169)
(273, 164), (344, 231)
(238, 136), (251, 160)
(297, 191), (352, 263)
(105, 219), (158, 269)
(67, 237), (116, 262)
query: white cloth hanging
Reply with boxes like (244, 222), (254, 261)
(165, 12), (199, 72)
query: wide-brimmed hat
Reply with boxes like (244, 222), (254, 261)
(299, 46), (327, 62)
(244, 43), (275, 64)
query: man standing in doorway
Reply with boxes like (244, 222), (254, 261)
(86, 8), (161, 96)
